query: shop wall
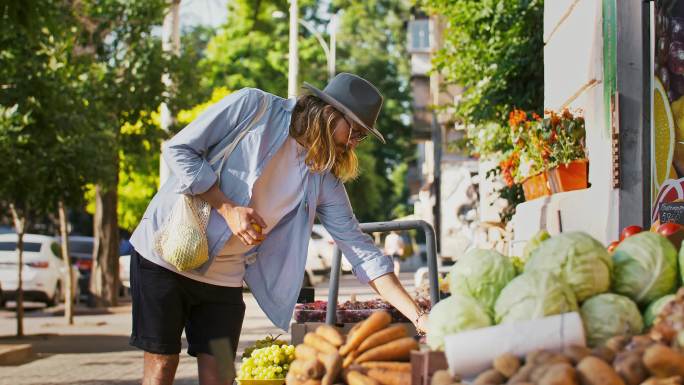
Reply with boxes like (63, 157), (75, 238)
(511, 0), (619, 255)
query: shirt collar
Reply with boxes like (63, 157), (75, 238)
(284, 97), (297, 112)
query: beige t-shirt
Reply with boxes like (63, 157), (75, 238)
(179, 137), (308, 287)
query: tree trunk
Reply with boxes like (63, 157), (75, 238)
(58, 200), (74, 325)
(9, 204), (25, 337)
(90, 179), (120, 307)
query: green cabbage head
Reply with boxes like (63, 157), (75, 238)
(426, 294), (492, 351)
(522, 229), (550, 262)
(644, 294), (676, 328)
(494, 271), (578, 324)
(525, 232), (612, 302)
(448, 248), (517, 313)
(612, 232), (678, 305)
(581, 293), (644, 347)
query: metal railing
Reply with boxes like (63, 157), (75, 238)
(325, 220), (441, 325)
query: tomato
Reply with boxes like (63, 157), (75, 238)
(607, 241), (619, 253)
(620, 225), (643, 241)
(656, 222), (684, 236)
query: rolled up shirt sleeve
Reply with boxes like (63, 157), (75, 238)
(316, 173), (394, 284)
(162, 88), (261, 195)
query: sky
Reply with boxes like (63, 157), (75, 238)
(180, 0), (229, 30)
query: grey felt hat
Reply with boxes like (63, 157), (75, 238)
(302, 73), (385, 144)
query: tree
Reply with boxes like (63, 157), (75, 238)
(330, 0), (414, 222)
(420, 0), (544, 125)
(0, 1), (107, 331)
(72, 0), (168, 306)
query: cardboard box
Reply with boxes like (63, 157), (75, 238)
(290, 322), (416, 345)
(411, 351), (448, 385)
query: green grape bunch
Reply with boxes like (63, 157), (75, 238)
(242, 334), (288, 359)
(238, 344), (296, 380)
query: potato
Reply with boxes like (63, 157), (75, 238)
(626, 336), (655, 353)
(494, 353), (521, 378)
(538, 363), (578, 385)
(576, 356), (625, 385)
(639, 377), (683, 385)
(591, 345), (616, 364)
(473, 369), (505, 385)
(613, 351), (648, 385)
(606, 336), (630, 353)
(643, 344), (684, 378)
(507, 364), (535, 384)
(526, 350), (548, 365)
(563, 346), (592, 365)
(430, 369), (454, 385)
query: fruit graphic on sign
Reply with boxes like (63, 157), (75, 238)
(653, 77), (676, 193)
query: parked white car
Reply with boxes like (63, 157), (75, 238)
(305, 225), (352, 284)
(0, 233), (80, 307)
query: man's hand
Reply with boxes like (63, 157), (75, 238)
(219, 205), (267, 246)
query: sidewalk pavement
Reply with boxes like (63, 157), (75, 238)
(0, 273), (416, 385)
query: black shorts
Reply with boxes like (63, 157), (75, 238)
(129, 250), (245, 356)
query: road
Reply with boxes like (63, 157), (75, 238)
(0, 273), (417, 385)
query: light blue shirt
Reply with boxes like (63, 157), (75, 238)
(129, 88), (393, 330)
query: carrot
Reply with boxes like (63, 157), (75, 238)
(343, 351), (358, 369)
(357, 325), (407, 353)
(315, 325), (344, 347)
(366, 369), (412, 385)
(354, 337), (418, 363)
(346, 370), (381, 385)
(304, 332), (338, 354)
(289, 359), (325, 379)
(360, 362), (412, 372)
(296, 344), (319, 361)
(340, 311), (392, 356)
(318, 352), (342, 385)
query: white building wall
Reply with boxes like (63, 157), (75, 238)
(511, 0), (619, 255)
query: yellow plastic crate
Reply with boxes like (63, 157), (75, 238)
(237, 379), (285, 385)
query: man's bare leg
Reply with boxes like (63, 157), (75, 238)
(143, 352), (179, 385)
(198, 353), (232, 385)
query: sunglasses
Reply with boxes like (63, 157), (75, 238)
(343, 116), (369, 143)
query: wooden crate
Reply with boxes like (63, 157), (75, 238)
(411, 350), (448, 385)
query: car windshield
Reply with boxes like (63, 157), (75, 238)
(0, 242), (42, 252)
(68, 241), (93, 254)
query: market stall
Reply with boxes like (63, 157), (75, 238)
(233, 220), (684, 385)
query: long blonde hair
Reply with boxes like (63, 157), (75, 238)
(289, 94), (359, 182)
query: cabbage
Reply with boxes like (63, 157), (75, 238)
(581, 293), (644, 347)
(448, 248), (517, 313)
(522, 229), (550, 262)
(644, 294), (676, 328)
(525, 232), (612, 302)
(494, 271), (578, 324)
(426, 294), (492, 350)
(612, 232), (678, 305)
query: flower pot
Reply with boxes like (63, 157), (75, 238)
(522, 172), (551, 201)
(548, 159), (589, 193)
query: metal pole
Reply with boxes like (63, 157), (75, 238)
(159, 0), (181, 186)
(325, 245), (342, 325)
(325, 220), (440, 325)
(431, 111), (442, 253)
(329, 13), (337, 81)
(288, 0), (299, 98)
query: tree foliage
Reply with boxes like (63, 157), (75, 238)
(420, 0), (544, 125)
